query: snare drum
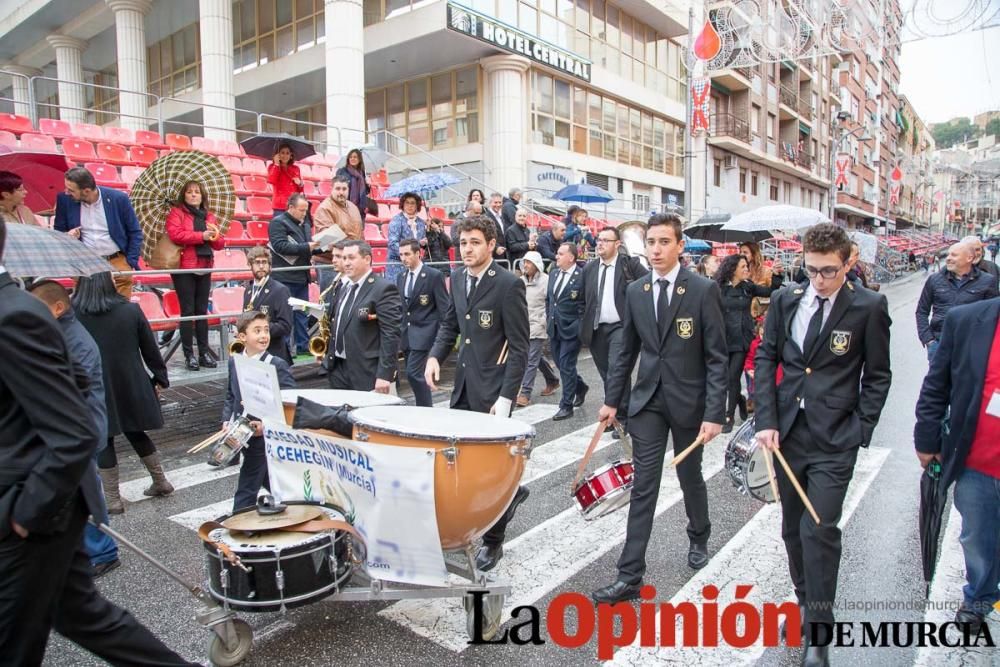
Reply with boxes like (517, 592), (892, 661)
(281, 389), (404, 424)
(573, 460), (634, 519)
(724, 418), (776, 503)
(350, 406), (535, 550)
(204, 503), (356, 612)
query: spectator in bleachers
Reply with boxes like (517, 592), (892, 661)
(424, 217), (452, 276)
(565, 207), (597, 253)
(386, 192), (426, 283)
(165, 181), (225, 371)
(502, 187), (521, 231)
(56, 167), (142, 299)
(484, 192), (509, 262)
(0, 171), (38, 225)
(269, 193), (319, 356)
(313, 175), (363, 294)
(267, 143), (304, 217)
(73, 272), (173, 514)
(536, 221), (566, 270)
(505, 207), (535, 266)
(466, 188), (485, 208)
(335, 148), (372, 216)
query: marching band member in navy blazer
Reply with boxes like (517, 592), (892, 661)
(396, 239), (448, 406)
(547, 242), (588, 420)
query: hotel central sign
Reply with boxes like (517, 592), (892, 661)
(447, 2), (592, 82)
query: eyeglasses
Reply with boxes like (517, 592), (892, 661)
(596, 238), (618, 244)
(802, 263), (845, 279)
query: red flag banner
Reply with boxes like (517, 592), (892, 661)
(691, 78), (710, 135)
(835, 154), (851, 187)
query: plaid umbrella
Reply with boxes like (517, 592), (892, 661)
(3, 222), (111, 278)
(130, 150), (235, 263)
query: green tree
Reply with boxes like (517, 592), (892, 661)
(985, 117), (1000, 138)
(931, 117), (982, 149)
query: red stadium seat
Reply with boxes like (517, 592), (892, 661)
(246, 196), (273, 218)
(96, 142), (131, 165)
(371, 170), (389, 187)
(210, 286), (246, 321)
(191, 136), (217, 153)
(243, 176), (270, 195)
(85, 162), (125, 188)
(301, 181), (319, 197)
(377, 203), (391, 221)
(317, 181), (332, 197)
(231, 198), (251, 220)
(297, 164), (314, 180)
(311, 165), (333, 182)
(104, 126), (135, 145)
(71, 123), (105, 142)
(135, 130), (168, 150)
(20, 133), (57, 152)
(0, 114), (33, 136)
(224, 220), (244, 239)
(130, 292), (175, 332)
(218, 155), (243, 174)
(245, 220), (270, 240)
(364, 223), (384, 241)
(428, 206), (447, 219)
(165, 134), (192, 150)
(231, 174), (249, 196)
(161, 290), (181, 318)
(215, 139), (242, 156)
(121, 166), (144, 189)
(62, 139), (97, 162)
(39, 118), (73, 139)
(0, 130), (16, 149)
(213, 248), (252, 281)
(371, 246), (388, 273)
(242, 157), (267, 176)
(128, 145), (157, 166)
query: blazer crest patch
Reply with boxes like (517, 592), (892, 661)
(418, 294), (430, 306)
(676, 317), (694, 339)
(569, 290), (578, 300)
(478, 309), (494, 329)
(830, 330), (851, 356)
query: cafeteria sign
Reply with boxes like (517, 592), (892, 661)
(448, 2), (592, 82)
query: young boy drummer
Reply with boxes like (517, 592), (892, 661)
(223, 310), (297, 511)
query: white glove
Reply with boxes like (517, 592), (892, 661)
(491, 396), (513, 418)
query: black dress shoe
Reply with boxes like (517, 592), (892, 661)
(688, 542), (709, 569)
(591, 580), (643, 604)
(185, 355), (200, 371)
(92, 558), (121, 579)
(801, 644), (829, 667)
(198, 353), (217, 369)
(475, 544), (503, 572)
(573, 383), (589, 407)
(552, 407), (574, 421)
(781, 604), (807, 644)
(955, 607), (987, 635)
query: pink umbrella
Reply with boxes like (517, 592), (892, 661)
(0, 147), (72, 214)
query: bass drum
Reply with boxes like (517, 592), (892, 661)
(724, 418), (776, 503)
(281, 389), (404, 425)
(204, 503), (357, 612)
(351, 406), (535, 550)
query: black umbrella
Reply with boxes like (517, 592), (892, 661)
(240, 133), (316, 162)
(684, 222), (771, 244)
(919, 459), (947, 597)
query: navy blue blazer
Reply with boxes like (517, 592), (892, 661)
(546, 265), (585, 341)
(222, 353), (297, 422)
(914, 297), (1000, 489)
(396, 264), (449, 352)
(53, 189), (143, 269)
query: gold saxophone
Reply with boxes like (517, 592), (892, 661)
(307, 272), (342, 357)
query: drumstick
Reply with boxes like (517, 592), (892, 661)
(497, 340), (509, 365)
(188, 427), (226, 454)
(772, 449), (820, 524)
(762, 447), (780, 503)
(669, 434), (705, 467)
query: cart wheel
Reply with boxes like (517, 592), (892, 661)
(464, 592), (505, 641)
(207, 618), (253, 667)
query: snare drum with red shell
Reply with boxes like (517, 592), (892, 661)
(573, 460), (634, 519)
(281, 389), (403, 425)
(350, 406), (535, 550)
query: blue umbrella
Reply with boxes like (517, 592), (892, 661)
(385, 172), (461, 198)
(683, 235), (712, 251)
(552, 182), (614, 204)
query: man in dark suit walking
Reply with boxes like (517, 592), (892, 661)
(754, 223), (892, 666)
(325, 240), (402, 392)
(591, 213), (727, 604)
(269, 193), (320, 355)
(0, 221), (194, 665)
(581, 226), (648, 433)
(426, 215), (529, 571)
(242, 246), (294, 363)
(914, 297), (1000, 635)
(396, 239), (449, 406)
(547, 242), (588, 420)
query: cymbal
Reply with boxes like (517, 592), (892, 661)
(221, 505), (324, 532)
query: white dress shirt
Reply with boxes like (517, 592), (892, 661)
(333, 270), (371, 358)
(404, 263), (422, 299)
(79, 188), (120, 257)
(596, 256), (620, 325)
(790, 280), (844, 352)
(651, 262), (682, 319)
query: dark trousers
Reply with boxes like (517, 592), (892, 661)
(0, 499), (193, 666)
(454, 387), (523, 548)
(777, 411), (858, 626)
(282, 281), (310, 353)
(98, 431), (157, 469)
(617, 383), (710, 584)
(400, 348), (432, 407)
(234, 435), (269, 511)
(550, 333), (586, 411)
(327, 356), (351, 390)
(171, 272), (212, 357)
(592, 322), (629, 424)
(725, 350), (747, 421)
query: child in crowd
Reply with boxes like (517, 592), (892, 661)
(222, 310), (296, 511)
(744, 317), (783, 413)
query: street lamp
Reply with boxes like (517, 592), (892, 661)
(828, 115), (873, 222)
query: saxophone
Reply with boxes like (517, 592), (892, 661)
(307, 272), (341, 357)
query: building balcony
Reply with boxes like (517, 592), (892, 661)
(710, 113), (751, 144)
(779, 84), (799, 120)
(710, 67), (751, 91)
(797, 99), (813, 122)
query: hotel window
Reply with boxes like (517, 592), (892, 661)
(365, 66), (479, 154)
(232, 0), (324, 73)
(147, 24), (200, 98)
(240, 101), (328, 142)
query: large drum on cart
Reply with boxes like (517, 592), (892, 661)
(281, 389), (403, 424)
(350, 406), (535, 550)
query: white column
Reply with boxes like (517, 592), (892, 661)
(481, 55), (529, 194)
(198, 0), (236, 141)
(3, 65), (40, 118)
(45, 35), (88, 124)
(106, 0), (152, 131)
(324, 0), (365, 154)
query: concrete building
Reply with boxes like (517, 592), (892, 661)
(930, 135), (1000, 236)
(892, 93), (935, 229)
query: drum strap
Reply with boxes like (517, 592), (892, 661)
(197, 521), (250, 571)
(570, 419), (614, 494)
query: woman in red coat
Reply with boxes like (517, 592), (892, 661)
(267, 142), (304, 216)
(165, 180), (225, 370)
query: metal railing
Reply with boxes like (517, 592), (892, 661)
(710, 113), (751, 143)
(779, 84), (798, 110)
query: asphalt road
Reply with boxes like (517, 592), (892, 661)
(43, 273), (999, 666)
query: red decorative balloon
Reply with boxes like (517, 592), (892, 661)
(693, 20), (722, 61)
(890, 165), (903, 181)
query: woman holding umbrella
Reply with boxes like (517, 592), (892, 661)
(335, 148), (371, 215)
(386, 192), (426, 282)
(0, 171), (37, 225)
(715, 253), (777, 433)
(267, 142), (304, 217)
(165, 180), (226, 370)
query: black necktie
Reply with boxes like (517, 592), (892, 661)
(802, 296), (828, 357)
(467, 274), (478, 301)
(656, 278), (670, 336)
(405, 271), (415, 300)
(594, 264), (610, 329)
(335, 283), (359, 356)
